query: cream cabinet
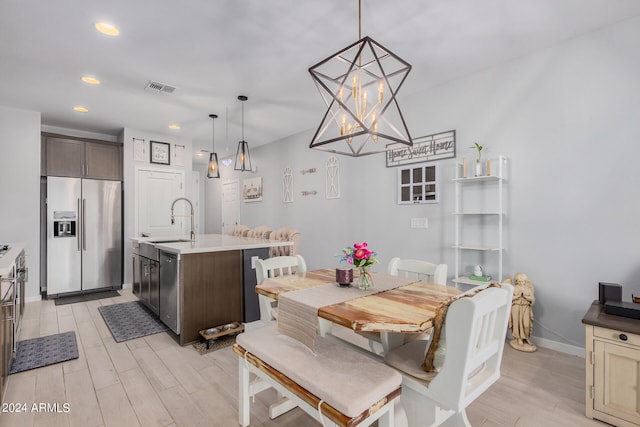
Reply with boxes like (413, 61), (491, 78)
(584, 303), (640, 427)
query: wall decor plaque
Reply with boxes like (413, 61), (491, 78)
(386, 130), (456, 167)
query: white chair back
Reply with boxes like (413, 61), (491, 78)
(429, 283), (513, 410)
(388, 257), (448, 285)
(385, 283), (514, 427)
(255, 255), (307, 283)
(254, 255), (307, 322)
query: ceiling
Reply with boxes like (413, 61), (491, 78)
(2, 0), (640, 164)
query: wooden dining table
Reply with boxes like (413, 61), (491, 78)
(256, 269), (462, 353)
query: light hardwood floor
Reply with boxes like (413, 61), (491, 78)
(0, 289), (605, 427)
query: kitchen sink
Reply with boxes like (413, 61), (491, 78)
(139, 239), (190, 260)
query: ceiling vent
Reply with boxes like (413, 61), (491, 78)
(144, 80), (176, 94)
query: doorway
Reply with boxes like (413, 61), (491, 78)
(221, 179), (240, 235)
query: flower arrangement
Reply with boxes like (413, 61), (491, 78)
(339, 242), (378, 289)
(339, 242), (378, 268)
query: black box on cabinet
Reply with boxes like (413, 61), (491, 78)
(605, 301), (640, 320)
(599, 282), (622, 304)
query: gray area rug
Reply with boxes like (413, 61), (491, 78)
(98, 301), (169, 343)
(55, 290), (120, 306)
(10, 331), (79, 374)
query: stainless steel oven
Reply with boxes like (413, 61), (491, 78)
(14, 250), (26, 343)
(2, 262), (17, 356)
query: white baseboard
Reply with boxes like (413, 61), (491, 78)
(25, 295), (42, 303)
(533, 337), (585, 358)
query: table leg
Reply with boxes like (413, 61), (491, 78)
(318, 318), (333, 337)
(380, 332), (405, 353)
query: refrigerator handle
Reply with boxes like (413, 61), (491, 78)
(77, 198), (82, 251)
(82, 198), (87, 251)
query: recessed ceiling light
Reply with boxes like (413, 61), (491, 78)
(73, 106), (89, 113)
(168, 124), (181, 130)
(95, 22), (120, 36)
(81, 76), (100, 85)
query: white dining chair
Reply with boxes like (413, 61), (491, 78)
(384, 282), (514, 427)
(255, 255), (307, 322)
(388, 257), (448, 285)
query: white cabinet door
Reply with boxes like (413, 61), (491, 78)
(594, 340), (640, 425)
(136, 169), (185, 237)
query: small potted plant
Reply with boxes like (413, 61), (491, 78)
(471, 142), (484, 176)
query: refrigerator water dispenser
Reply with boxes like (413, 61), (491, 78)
(53, 211), (76, 237)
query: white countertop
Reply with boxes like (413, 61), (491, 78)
(131, 234), (293, 255)
(0, 242), (25, 299)
(0, 242), (25, 277)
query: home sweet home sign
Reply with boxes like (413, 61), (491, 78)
(386, 130), (456, 167)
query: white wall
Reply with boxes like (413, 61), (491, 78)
(220, 16), (640, 351)
(0, 105), (41, 300)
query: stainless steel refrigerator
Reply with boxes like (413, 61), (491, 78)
(47, 176), (122, 296)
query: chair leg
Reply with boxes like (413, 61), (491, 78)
(238, 358), (251, 427)
(440, 410), (472, 427)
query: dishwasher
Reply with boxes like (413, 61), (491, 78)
(159, 251), (180, 335)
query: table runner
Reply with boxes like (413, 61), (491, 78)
(277, 273), (416, 351)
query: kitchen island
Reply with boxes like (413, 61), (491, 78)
(0, 242), (26, 403)
(131, 234), (292, 345)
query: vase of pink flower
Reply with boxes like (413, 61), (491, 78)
(339, 242), (378, 290)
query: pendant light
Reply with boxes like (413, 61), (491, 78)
(234, 95), (252, 172)
(308, 0), (413, 157)
(207, 114), (220, 178)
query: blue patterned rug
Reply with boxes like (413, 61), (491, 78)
(10, 331), (79, 374)
(98, 301), (169, 343)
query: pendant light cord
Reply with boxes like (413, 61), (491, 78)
(241, 100), (245, 141)
(358, 0), (361, 40)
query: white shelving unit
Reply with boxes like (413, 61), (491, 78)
(453, 156), (507, 287)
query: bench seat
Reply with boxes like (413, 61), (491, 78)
(234, 323), (402, 426)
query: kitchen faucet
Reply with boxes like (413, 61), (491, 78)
(170, 197), (196, 241)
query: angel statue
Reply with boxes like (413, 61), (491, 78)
(505, 272), (537, 352)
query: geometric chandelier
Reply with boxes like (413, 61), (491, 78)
(308, 1), (413, 157)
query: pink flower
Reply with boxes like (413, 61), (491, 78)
(354, 249), (372, 260)
(353, 242), (368, 250)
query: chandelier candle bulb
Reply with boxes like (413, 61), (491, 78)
(487, 159), (491, 176)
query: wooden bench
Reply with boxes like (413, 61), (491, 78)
(233, 323), (402, 427)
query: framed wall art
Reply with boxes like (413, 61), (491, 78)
(243, 176), (263, 202)
(150, 141), (170, 165)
